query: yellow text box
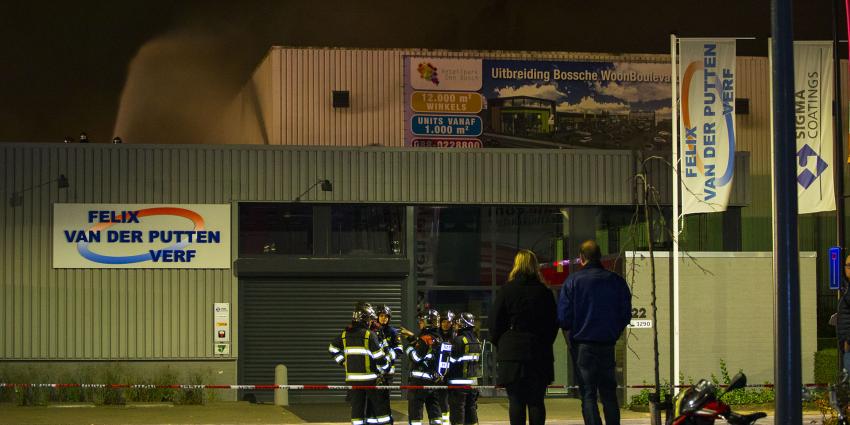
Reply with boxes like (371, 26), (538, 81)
(411, 91), (482, 114)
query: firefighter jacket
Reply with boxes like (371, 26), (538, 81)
(405, 328), (443, 382)
(377, 325), (403, 375)
(329, 323), (390, 382)
(446, 328), (482, 385)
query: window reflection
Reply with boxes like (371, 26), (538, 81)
(331, 205), (404, 256)
(239, 203), (313, 256)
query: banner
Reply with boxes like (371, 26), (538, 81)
(794, 42), (835, 214)
(404, 57), (673, 150)
(678, 39), (736, 214)
(53, 204), (231, 269)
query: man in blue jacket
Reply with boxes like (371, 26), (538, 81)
(558, 240), (631, 425)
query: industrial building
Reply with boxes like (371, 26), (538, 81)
(1, 46), (844, 402)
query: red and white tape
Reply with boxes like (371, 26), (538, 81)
(0, 383), (830, 390)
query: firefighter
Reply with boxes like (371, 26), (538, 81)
(446, 313), (482, 425)
(406, 308), (444, 425)
(436, 310), (456, 425)
(330, 302), (392, 425)
(372, 304), (402, 424)
(377, 304), (404, 373)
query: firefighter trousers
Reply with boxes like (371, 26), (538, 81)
(366, 375), (394, 425)
(407, 379), (442, 425)
(349, 380), (391, 425)
(436, 389), (450, 424)
(448, 389), (479, 425)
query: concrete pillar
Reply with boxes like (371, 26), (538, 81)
(274, 364), (289, 406)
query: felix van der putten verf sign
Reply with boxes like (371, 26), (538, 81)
(53, 204), (231, 269)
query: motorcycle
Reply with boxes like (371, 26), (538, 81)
(668, 372), (766, 425)
(828, 370), (850, 425)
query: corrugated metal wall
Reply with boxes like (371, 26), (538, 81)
(735, 57), (774, 251)
(232, 47), (670, 147)
(2, 143), (699, 360)
(0, 145), (238, 360)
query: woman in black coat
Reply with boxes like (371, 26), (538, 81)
(490, 249), (559, 425)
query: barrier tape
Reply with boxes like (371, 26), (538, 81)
(0, 383), (832, 390)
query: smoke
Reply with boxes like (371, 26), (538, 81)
(113, 28), (251, 144)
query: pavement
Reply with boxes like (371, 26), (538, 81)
(0, 399), (827, 424)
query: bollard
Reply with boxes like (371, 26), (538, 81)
(274, 364), (289, 406)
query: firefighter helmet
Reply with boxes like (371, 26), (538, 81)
(376, 304), (392, 319)
(417, 308), (440, 329)
(455, 312), (476, 329)
(352, 302), (377, 325)
(441, 310), (456, 324)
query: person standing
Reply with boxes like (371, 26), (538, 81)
(376, 305), (404, 375)
(406, 309), (444, 425)
(375, 305), (402, 424)
(836, 255), (850, 373)
(437, 310), (456, 425)
(329, 302), (391, 425)
(490, 249), (559, 425)
(447, 312), (482, 425)
(558, 240), (631, 425)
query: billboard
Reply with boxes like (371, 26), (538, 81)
(53, 204), (231, 269)
(404, 57), (673, 150)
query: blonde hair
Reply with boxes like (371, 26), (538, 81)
(508, 249), (544, 283)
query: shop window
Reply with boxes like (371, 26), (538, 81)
(330, 205), (404, 256)
(419, 289), (493, 337)
(487, 206), (563, 285)
(417, 288), (498, 386)
(415, 206), (565, 287)
(239, 203), (313, 256)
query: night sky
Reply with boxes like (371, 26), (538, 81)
(1, 0), (842, 144)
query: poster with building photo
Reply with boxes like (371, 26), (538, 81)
(404, 57), (673, 150)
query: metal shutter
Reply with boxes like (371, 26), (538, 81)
(240, 278), (403, 403)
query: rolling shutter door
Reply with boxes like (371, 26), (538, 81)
(240, 278), (403, 403)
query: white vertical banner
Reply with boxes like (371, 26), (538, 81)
(794, 42), (835, 214)
(678, 39), (737, 215)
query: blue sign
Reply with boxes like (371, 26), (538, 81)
(411, 115), (482, 137)
(830, 246), (842, 290)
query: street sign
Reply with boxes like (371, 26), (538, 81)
(830, 246), (842, 290)
(411, 91), (483, 114)
(411, 115), (482, 137)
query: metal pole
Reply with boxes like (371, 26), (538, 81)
(771, 0), (803, 423)
(669, 34), (681, 395)
(833, 0), (848, 374)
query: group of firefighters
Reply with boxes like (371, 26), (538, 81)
(329, 303), (482, 425)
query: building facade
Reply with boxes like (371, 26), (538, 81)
(0, 45), (844, 403)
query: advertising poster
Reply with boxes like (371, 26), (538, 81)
(404, 56), (673, 150)
(794, 41), (835, 214)
(678, 39), (736, 215)
(53, 203), (231, 269)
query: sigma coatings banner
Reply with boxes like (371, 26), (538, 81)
(678, 39), (736, 214)
(794, 42), (835, 214)
(53, 204), (231, 269)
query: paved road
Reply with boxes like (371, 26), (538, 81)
(500, 418), (825, 425)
